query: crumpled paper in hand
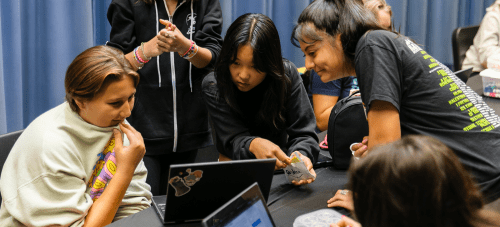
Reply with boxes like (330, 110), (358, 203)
(284, 152), (315, 183)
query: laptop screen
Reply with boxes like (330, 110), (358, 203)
(202, 182), (276, 227)
(224, 199), (273, 227)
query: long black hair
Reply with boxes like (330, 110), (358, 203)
(214, 13), (291, 132)
(291, 0), (384, 66)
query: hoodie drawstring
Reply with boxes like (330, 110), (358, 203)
(188, 0), (194, 92)
(154, 2), (162, 88)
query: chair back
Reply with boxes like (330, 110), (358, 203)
(0, 130), (23, 202)
(452, 25), (479, 72)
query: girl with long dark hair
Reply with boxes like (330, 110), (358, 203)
(202, 13), (319, 185)
(292, 0), (500, 211)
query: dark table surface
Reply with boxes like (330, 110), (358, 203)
(107, 156), (348, 227)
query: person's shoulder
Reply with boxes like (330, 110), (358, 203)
(283, 59), (299, 79)
(364, 30), (399, 44)
(202, 72), (219, 96)
(202, 72), (217, 87)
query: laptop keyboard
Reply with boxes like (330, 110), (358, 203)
(158, 203), (166, 214)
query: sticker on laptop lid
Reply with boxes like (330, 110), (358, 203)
(169, 168), (204, 197)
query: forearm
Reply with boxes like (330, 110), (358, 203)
(185, 46), (212, 68)
(315, 106), (334, 132)
(366, 100), (401, 150)
(83, 170), (134, 227)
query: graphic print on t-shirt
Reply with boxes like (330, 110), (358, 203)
(87, 136), (117, 201)
(405, 38), (500, 132)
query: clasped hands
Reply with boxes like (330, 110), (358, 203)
(249, 137), (316, 186)
(142, 19), (193, 59)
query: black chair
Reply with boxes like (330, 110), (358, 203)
(452, 25), (479, 82)
(0, 130), (23, 202)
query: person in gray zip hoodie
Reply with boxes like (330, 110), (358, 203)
(107, 0), (223, 195)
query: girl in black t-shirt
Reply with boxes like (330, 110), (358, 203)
(292, 0), (500, 215)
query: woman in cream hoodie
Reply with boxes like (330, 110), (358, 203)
(463, 1), (500, 74)
(0, 45), (152, 226)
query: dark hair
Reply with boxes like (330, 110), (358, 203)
(214, 13), (290, 132)
(348, 135), (489, 227)
(65, 45), (139, 112)
(291, 0), (384, 66)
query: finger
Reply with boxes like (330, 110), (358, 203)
(292, 179), (306, 186)
(362, 136), (368, 144)
(335, 219), (347, 227)
(275, 159), (287, 169)
(328, 195), (345, 204)
(159, 19), (171, 27)
(275, 150), (291, 165)
(341, 216), (361, 227)
(119, 123), (139, 145)
(354, 145), (367, 157)
(327, 200), (350, 209)
(327, 195), (337, 203)
(113, 128), (123, 150)
(351, 142), (364, 151)
(361, 148), (370, 158)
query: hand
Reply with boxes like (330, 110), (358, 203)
(113, 123), (146, 174)
(156, 19), (192, 55)
(351, 136), (368, 158)
(291, 152), (316, 186)
(330, 215), (362, 227)
(327, 189), (354, 211)
(249, 138), (292, 170)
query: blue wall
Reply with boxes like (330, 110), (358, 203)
(0, 0), (496, 134)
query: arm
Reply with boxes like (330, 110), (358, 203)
(353, 32), (403, 157)
(363, 100), (401, 153)
(201, 75), (259, 160)
(107, 1), (167, 71)
(190, 0), (223, 69)
(201, 75), (291, 169)
(310, 72), (353, 131)
(313, 94), (339, 131)
(476, 12), (500, 68)
(112, 160), (151, 221)
(84, 124), (146, 226)
(151, 0), (223, 69)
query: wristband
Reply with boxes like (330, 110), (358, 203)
(141, 42), (151, 61)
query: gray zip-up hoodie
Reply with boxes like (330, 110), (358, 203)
(107, 0), (223, 154)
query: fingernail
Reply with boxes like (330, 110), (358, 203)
(362, 145), (367, 149)
(362, 138), (368, 143)
(341, 215), (345, 218)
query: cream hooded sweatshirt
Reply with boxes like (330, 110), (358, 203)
(462, 0), (500, 72)
(0, 102), (152, 226)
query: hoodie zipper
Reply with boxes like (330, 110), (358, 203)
(164, 0), (187, 152)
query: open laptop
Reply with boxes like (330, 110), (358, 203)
(201, 182), (276, 227)
(152, 158), (276, 225)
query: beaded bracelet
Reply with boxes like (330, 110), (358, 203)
(140, 42), (151, 61)
(180, 40), (195, 58)
(184, 43), (199, 60)
(133, 47), (143, 70)
(135, 47), (149, 64)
